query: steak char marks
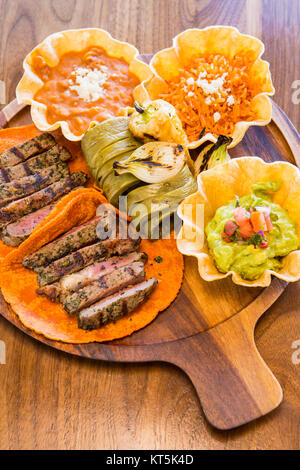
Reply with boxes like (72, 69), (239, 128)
(0, 133), (56, 168)
(78, 278), (158, 330)
(0, 172), (88, 228)
(0, 144), (72, 184)
(0, 162), (69, 206)
(0, 203), (57, 246)
(0, 133), (89, 246)
(37, 251), (148, 301)
(23, 205), (116, 270)
(36, 237), (141, 287)
(61, 261), (146, 315)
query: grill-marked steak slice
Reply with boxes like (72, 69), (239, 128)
(37, 251), (148, 301)
(0, 203), (56, 246)
(78, 278), (158, 330)
(0, 133), (56, 168)
(0, 186), (85, 247)
(0, 145), (72, 183)
(0, 163), (69, 206)
(60, 261), (145, 315)
(36, 237), (140, 287)
(22, 205), (116, 270)
(0, 171), (88, 227)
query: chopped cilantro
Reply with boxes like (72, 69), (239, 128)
(154, 256), (163, 263)
(249, 233), (264, 247)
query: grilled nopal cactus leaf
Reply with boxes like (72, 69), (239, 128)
(127, 165), (197, 209)
(97, 151), (134, 185)
(131, 196), (185, 238)
(97, 137), (139, 162)
(113, 141), (186, 184)
(81, 118), (140, 185)
(102, 171), (141, 208)
(127, 165), (197, 237)
(81, 116), (197, 238)
(82, 117), (133, 154)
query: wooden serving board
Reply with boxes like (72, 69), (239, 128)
(0, 62), (299, 430)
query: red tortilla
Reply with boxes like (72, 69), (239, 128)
(0, 125), (183, 342)
(0, 189), (183, 343)
(0, 190), (183, 343)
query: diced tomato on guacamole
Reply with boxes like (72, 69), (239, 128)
(205, 181), (300, 281)
(223, 204), (273, 247)
(250, 210), (267, 233)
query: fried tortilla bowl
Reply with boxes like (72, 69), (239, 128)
(134, 26), (275, 149)
(16, 28), (153, 142)
(177, 157), (300, 287)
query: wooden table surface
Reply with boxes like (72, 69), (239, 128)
(0, 0), (299, 450)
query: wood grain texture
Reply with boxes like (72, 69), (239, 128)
(0, 0), (299, 449)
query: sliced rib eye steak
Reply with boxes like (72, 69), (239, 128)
(0, 163), (69, 206)
(36, 237), (140, 286)
(22, 205), (116, 270)
(0, 144), (72, 184)
(0, 171), (88, 227)
(78, 278), (158, 330)
(0, 133), (56, 168)
(0, 203), (56, 247)
(60, 261), (145, 315)
(36, 251), (148, 301)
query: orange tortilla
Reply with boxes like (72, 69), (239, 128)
(0, 190), (183, 343)
(0, 124), (41, 153)
(0, 124), (94, 260)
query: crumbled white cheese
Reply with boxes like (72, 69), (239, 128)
(196, 72), (228, 96)
(227, 95), (235, 106)
(196, 77), (223, 94)
(187, 91), (194, 97)
(205, 96), (213, 105)
(69, 67), (108, 101)
(186, 77), (195, 86)
(213, 112), (221, 122)
(198, 71), (207, 79)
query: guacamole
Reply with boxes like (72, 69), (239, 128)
(205, 181), (300, 280)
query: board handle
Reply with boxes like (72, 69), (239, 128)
(166, 311), (283, 430)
